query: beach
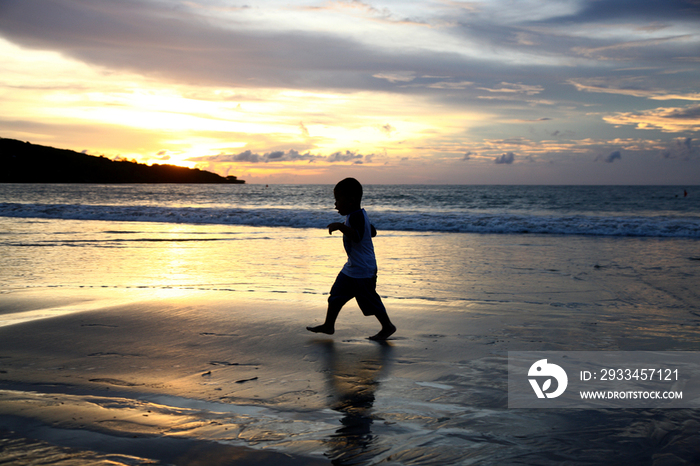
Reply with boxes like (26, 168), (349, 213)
(1, 184), (700, 464)
(4, 285), (700, 465)
(2, 227), (700, 463)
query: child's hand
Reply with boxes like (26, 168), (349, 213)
(328, 222), (344, 234)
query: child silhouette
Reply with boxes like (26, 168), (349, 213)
(307, 178), (396, 340)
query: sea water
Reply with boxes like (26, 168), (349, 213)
(1, 184), (699, 236)
(1, 184), (699, 306)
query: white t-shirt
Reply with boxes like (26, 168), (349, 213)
(340, 208), (378, 279)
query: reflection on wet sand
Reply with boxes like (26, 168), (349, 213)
(314, 340), (393, 465)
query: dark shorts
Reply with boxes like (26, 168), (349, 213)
(328, 272), (386, 317)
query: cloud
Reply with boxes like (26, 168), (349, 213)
(154, 150), (170, 161)
(5, 0), (683, 103)
(596, 150), (622, 163)
(427, 81), (474, 90)
(486, 137), (534, 147)
(571, 35), (697, 62)
(316, 0), (426, 25)
(225, 150), (261, 163)
(299, 121), (310, 138)
(478, 82), (544, 95)
(372, 71), (416, 83)
(604, 104), (700, 132)
(328, 150), (372, 163)
(494, 152), (515, 164)
(189, 148), (375, 164)
(379, 123), (395, 136)
(540, 0), (700, 23)
(0, 0), (452, 92)
(1, 0), (696, 108)
(190, 149), (319, 164)
(568, 77), (659, 98)
(568, 78), (700, 101)
(662, 137), (698, 160)
(514, 117), (553, 123)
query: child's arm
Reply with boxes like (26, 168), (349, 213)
(328, 222), (361, 242)
(328, 211), (366, 242)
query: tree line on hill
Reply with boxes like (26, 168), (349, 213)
(0, 138), (244, 184)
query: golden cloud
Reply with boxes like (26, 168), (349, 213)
(604, 104), (700, 132)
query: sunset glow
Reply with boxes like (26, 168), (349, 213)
(1, 0), (698, 184)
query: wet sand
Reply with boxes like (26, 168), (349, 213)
(2, 288), (700, 465)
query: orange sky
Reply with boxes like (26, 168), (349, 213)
(1, 0), (698, 184)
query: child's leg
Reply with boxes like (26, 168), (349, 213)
(356, 277), (396, 340)
(307, 300), (345, 334)
(368, 306), (396, 340)
(307, 273), (353, 335)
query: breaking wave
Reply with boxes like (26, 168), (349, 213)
(2, 202), (699, 238)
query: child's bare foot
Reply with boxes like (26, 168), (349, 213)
(368, 324), (396, 341)
(306, 324), (335, 335)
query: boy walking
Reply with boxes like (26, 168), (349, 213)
(307, 178), (396, 341)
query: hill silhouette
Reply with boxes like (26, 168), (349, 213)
(0, 138), (244, 184)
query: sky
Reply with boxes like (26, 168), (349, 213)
(1, 0), (699, 184)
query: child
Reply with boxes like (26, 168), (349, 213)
(307, 178), (396, 341)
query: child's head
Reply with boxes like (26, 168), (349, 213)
(333, 178), (363, 215)
(334, 178), (363, 203)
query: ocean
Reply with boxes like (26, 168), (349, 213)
(0, 184), (700, 306)
(1, 184), (698, 300)
(1, 184), (699, 236)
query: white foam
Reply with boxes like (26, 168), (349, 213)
(1, 202), (699, 238)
